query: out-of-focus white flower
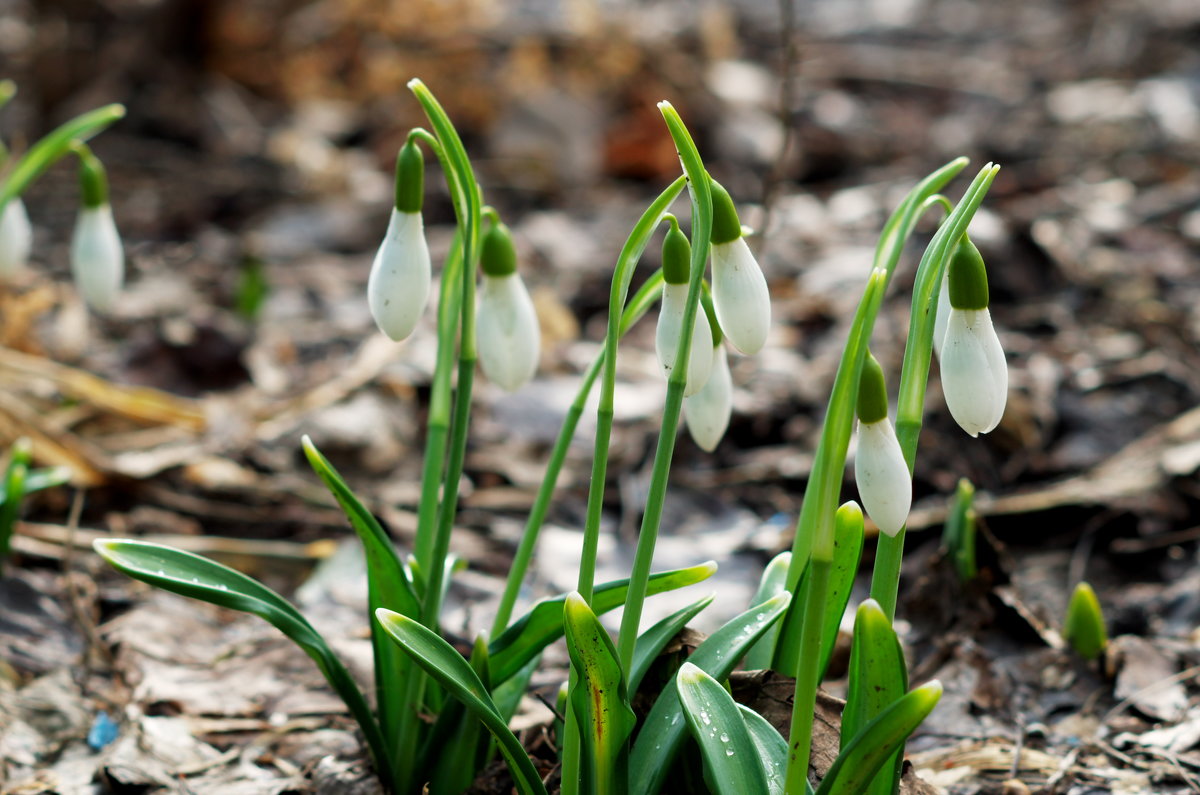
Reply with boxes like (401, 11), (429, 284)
(940, 235), (1007, 437)
(367, 208), (432, 341)
(855, 417), (911, 537)
(0, 198), (32, 278)
(477, 271), (540, 391)
(70, 203), (123, 313)
(656, 282), (712, 397)
(711, 236), (770, 355)
(941, 308), (1007, 436)
(685, 343), (732, 451)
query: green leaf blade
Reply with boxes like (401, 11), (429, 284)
(676, 663), (769, 795)
(376, 609), (548, 795)
(629, 591), (791, 795)
(629, 594), (714, 696)
(842, 599), (908, 795)
(736, 705), (787, 795)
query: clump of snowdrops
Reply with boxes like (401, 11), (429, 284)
(0, 81), (126, 312)
(96, 80), (1006, 794)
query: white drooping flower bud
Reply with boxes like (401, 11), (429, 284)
(685, 343), (732, 452)
(70, 204), (123, 313)
(932, 266), (951, 360)
(368, 138), (430, 341)
(854, 352), (911, 537)
(0, 198), (33, 278)
(71, 147), (123, 312)
(477, 220), (539, 391)
(942, 308), (1007, 436)
(656, 218), (711, 396)
(367, 208), (432, 341)
(941, 236), (1007, 437)
(709, 180), (770, 355)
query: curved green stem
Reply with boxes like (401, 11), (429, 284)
(869, 163), (1001, 621)
(0, 103), (125, 208)
(615, 104), (712, 675)
(491, 271), (666, 635)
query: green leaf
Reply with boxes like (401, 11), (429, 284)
(736, 705), (787, 795)
(842, 599), (907, 795)
(375, 609), (548, 795)
(676, 663), (769, 795)
(629, 594), (714, 696)
(302, 436), (419, 768)
(0, 440), (31, 567)
(426, 633), (493, 794)
(743, 552), (791, 670)
(629, 591), (791, 795)
(93, 539), (393, 789)
(815, 681), (942, 795)
(489, 561), (716, 685)
(1064, 582), (1107, 661)
(564, 594), (635, 795)
(941, 478), (977, 582)
(816, 504), (864, 678)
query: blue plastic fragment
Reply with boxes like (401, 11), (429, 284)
(87, 710), (119, 751)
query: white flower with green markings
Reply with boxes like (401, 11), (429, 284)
(684, 338), (733, 452)
(70, 147), (123, 312)
(709, 180), (770, 355)
(854, 351), (911, 537)
(477, 219), (540, 391)
(940, 236), (1007, 436)
(655, 217), (711, 396)
(368, 139), (432, 341)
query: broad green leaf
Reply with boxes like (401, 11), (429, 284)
(629, 591), (791, 795)
(427, 633), (493, 794)
(676, 663), (768, 795)
(94, 539), (393, 789)
(376, 609), (548, 795)
(842, 599), (907, 795)
(564, 594), (635, 795)
(629, 594), (714, 696)
(302, 436), (418, 765)
(489, 561), (716, 685)
(736, 705), (787, 795)
(1064, 582), (1107, 661)
(815, 681), (942, 795)
(743, 552), (791, 670)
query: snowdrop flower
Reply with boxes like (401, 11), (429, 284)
(709, 179), (770, 355)
(685, 336), (732, 452)
(941, 236), (1007, 437)
(368, 139), (431, 341)
(854, 352), (911, 537)
(655, 217), (711, 396)
(0, 197), (32, 278)
(477, 219), (539, 391)
(932, 265), (950, 360)
(70, 147), (123, 312)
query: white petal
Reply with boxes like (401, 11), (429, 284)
(854, 419), (911, 537)
(70, 204), (124, 313)
(655, 283), (713, 396)
(685, 345), (733, 451)
(932, 268), (950, 361)
(477, 272), (540, 391)
(711, 237), (770, 355)
(941, 308), (1007, 436)
(0, 198), (33, 278)
(368, 209), (432, 341)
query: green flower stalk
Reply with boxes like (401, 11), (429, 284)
(709, 179), (770, 355)
(940, 235), (1007, 437)
(70, 144), (123, 313)
(477, 218), (540, 391)
(0, 197), (32, 278)
(655, 215), (712, 396)
(854, 352), (911, 537)
(368, 138), (432, 342)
